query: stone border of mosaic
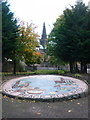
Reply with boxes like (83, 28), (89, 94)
(0, 75), (89, 101)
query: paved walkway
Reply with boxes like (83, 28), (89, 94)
(1, 74), (90, 119)
(2, 95), (89, 119)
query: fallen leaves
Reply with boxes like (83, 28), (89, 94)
(47, 103), (49, 104)
(3, 95), (7, 98)
(32, 100), (36, 103)
(36, 112), (41, 115)
(68, 110), (72, 112)
(77, 102), (80, 105)
(48, 106), (52, 108)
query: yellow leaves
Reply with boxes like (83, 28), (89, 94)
(32, 52), (42, 64)
(24, 48), (29, 52)
(3, 95), (7, 98)
(17, 21), (40, 56)
(18, 21), (39, 47)
(18, 21), (39, 39)
(33, 52), (42, 57)
(17, 21), (42, 64)
(24, 48), (33, 52)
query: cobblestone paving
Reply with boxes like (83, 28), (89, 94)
(2, 95), (89, 119)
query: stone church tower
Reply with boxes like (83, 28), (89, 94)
(40, 22), (47, 51)
(39, 22), (47, 64)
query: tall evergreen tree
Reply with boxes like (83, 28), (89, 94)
(47, 0), (90, 73)
(2, 1), (19, 73)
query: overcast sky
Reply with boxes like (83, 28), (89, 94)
(7, 0), (89, 36)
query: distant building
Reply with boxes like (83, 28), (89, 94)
(88, 1), (90, 9)
(40, 22), (47, 52)
(39, 22), (47, 63)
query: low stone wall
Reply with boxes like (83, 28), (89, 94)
(37, 67), (58, 70)
(87, 68), (90, 74)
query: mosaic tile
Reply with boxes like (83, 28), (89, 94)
(1, 75), (88, 100)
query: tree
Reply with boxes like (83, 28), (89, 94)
(47, 0), (90, 73)
(47, 31), (66, 68)
(2, 1), (19, 73)
(69, 0), (90, 72)
(17, 21), (42, 66)
(25, 51), (42, 65)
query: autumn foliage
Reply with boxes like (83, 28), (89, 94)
(17, 21), (42, 65)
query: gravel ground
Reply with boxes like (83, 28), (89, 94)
(1, 74), (90, 119)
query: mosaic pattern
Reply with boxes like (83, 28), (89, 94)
(1, 75), (88, 99)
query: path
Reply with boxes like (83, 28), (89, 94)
(2, 95), (89, 119)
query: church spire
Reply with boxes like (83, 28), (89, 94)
(40, 22), (47, 49)
(42, 22), (46, 38)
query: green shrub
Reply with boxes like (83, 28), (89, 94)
(2, 72), (13, 76)
(58, 70), (65, 74)
(2, 69), (68, 76)
(16, 72), (35, 75)
(35, 69), (58, 74)
(74, 73), (81, 78)
(2, 72), (35, 76)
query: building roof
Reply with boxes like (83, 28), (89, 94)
(39, 44), (44, 49)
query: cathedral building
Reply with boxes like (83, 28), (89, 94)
(39, 22), (47, 63)
(39, 22), (47, 52)
(40, 22), (47, 49)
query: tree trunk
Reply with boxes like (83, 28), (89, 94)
(2, 58), (5, 72)
(57, 66), (60, 70)
(81, 61), (87, 73)
(13, 59), (16, 75)
(74, 63), (79, 72)
(2, 57), (6, 72)
(84, 64), (87, 73)
(70, 61), (74, 73)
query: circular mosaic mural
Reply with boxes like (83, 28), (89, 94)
(1, 75), (88, 100)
